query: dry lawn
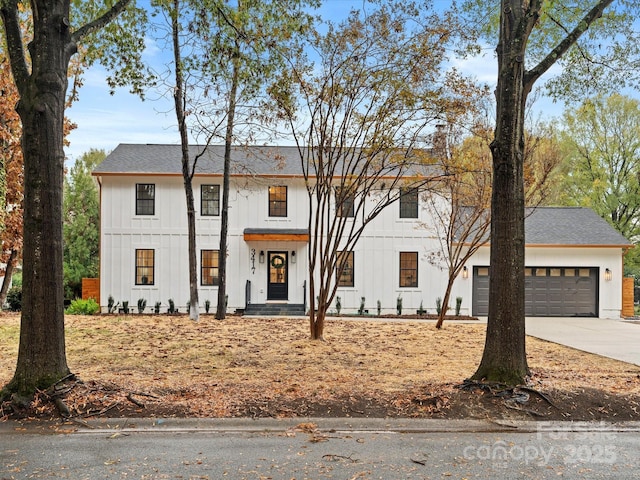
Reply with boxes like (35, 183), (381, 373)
(1, 313), (639, 420)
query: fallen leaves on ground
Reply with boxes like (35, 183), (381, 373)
(1, 313), (639, 421)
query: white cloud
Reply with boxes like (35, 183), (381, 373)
(65, 81), (178, 162)
(449, 46), (498, 86)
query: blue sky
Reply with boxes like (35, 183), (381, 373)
(63, 0), (559, 163)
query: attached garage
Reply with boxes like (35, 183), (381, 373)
(460, 207), (632, 319)
(472, 266), (598, 317)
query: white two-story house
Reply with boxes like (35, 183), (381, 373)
(92, 143), (632, 318)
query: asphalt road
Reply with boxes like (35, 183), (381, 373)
(2, 419), (640, 479)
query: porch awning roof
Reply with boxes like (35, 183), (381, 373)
(243, 228), (309, 242)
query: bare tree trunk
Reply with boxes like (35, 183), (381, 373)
(471, 0), (530, 384)
(216, 47), (240, 320)
(311, 308), (325, 341)
(435, 275), (455, 329)
(307, 264), (324, 340)
(1, 0), (132, 397)
(6, 0), (72, 394)
(0, 248), (19, 306)
(172, 0), (199, 322)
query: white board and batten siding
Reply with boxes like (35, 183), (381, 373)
(95, 145), (632, 318)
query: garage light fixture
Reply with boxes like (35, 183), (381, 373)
(462, 266), (468, 279)
(604, 268), (612, 281)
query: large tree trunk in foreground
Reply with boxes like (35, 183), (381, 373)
(470, 0), (618, 385)
(3, 0), (133, 397)
(6, 1), (72, 394)
(471, 0), (530, 385)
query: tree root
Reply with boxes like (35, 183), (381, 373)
(504, 402), (549, 417)
(126, 393), (146, 408)
(457, 378), (558, 416)
(517, 386), (559, 409)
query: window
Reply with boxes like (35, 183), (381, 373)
(201, 185), (220, 216)
(135, 249), (154, 285)
(337, 251), (354, 287)
(477, 267), (490, 277)
(399, 187), (418, 218)
(336, 187), (355, 217)
(399, 252), (418, 287)
(201, 250), (220, 286)
(269, 186), (287, 217)
(136, 184), (155, 215)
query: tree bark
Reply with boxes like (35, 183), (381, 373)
(172, 0), (199, 322)
(311, 307), (325, 341)
(4, 0), (72, 394)
(435, 274), (455, 329)
(470, 0), (615, 385)
(471, 0), (531, 385)
(0, 248), (19, 306)
(216, 45), (240, 321)
(1, 0), (132, 396)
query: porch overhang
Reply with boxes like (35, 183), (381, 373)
(243, 228), (309, 242)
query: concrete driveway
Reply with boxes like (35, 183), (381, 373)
(525, 317), (640, 366)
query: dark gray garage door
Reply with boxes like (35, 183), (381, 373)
(472, 266), (599, 317)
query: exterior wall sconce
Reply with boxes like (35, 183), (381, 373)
(604, 268), (612, 281)
(259, 250), (265, 263)
(291, 251), (296, 264)
(462, 266), (469, 279)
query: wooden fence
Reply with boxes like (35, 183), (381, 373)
(81, 278), (100, 305)
(622, 277), (634, 318)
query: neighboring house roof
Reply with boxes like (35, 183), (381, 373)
(456, 206), (632, 247)
(92, 143), (441, 178)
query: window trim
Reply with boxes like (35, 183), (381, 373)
(135, 249), (155, 286)
(201, 249), (220, 286)
(399, 187), (418, 219)
(336, 186), (355, 218)
(399, 251), (418, 288)
(201, 184), (221, 217)
(268, 185), (287, 217)
(135, 183), (155, 216)
(336, 250), (355, 287)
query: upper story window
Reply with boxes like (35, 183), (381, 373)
(399, 187), (418, 218)
(269, 186), (287, 217)
(135, 249), (155, 285)
(399, 251), (418, 288)
(336, 187), (355, 218)
(201, 250), (220, 286)
(201, 184), (220, 216)
(136, 183), (155, 215)
(337, 250), (354, 287)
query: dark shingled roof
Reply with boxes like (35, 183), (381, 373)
(456, 206), (631, 247)
(92, 144), (304, 176)
(95, 146), (628, 248)
(93, 143), (441, 178)
(524, 207), (631, 246)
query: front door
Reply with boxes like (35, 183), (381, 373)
(267, 251), (288, 300)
